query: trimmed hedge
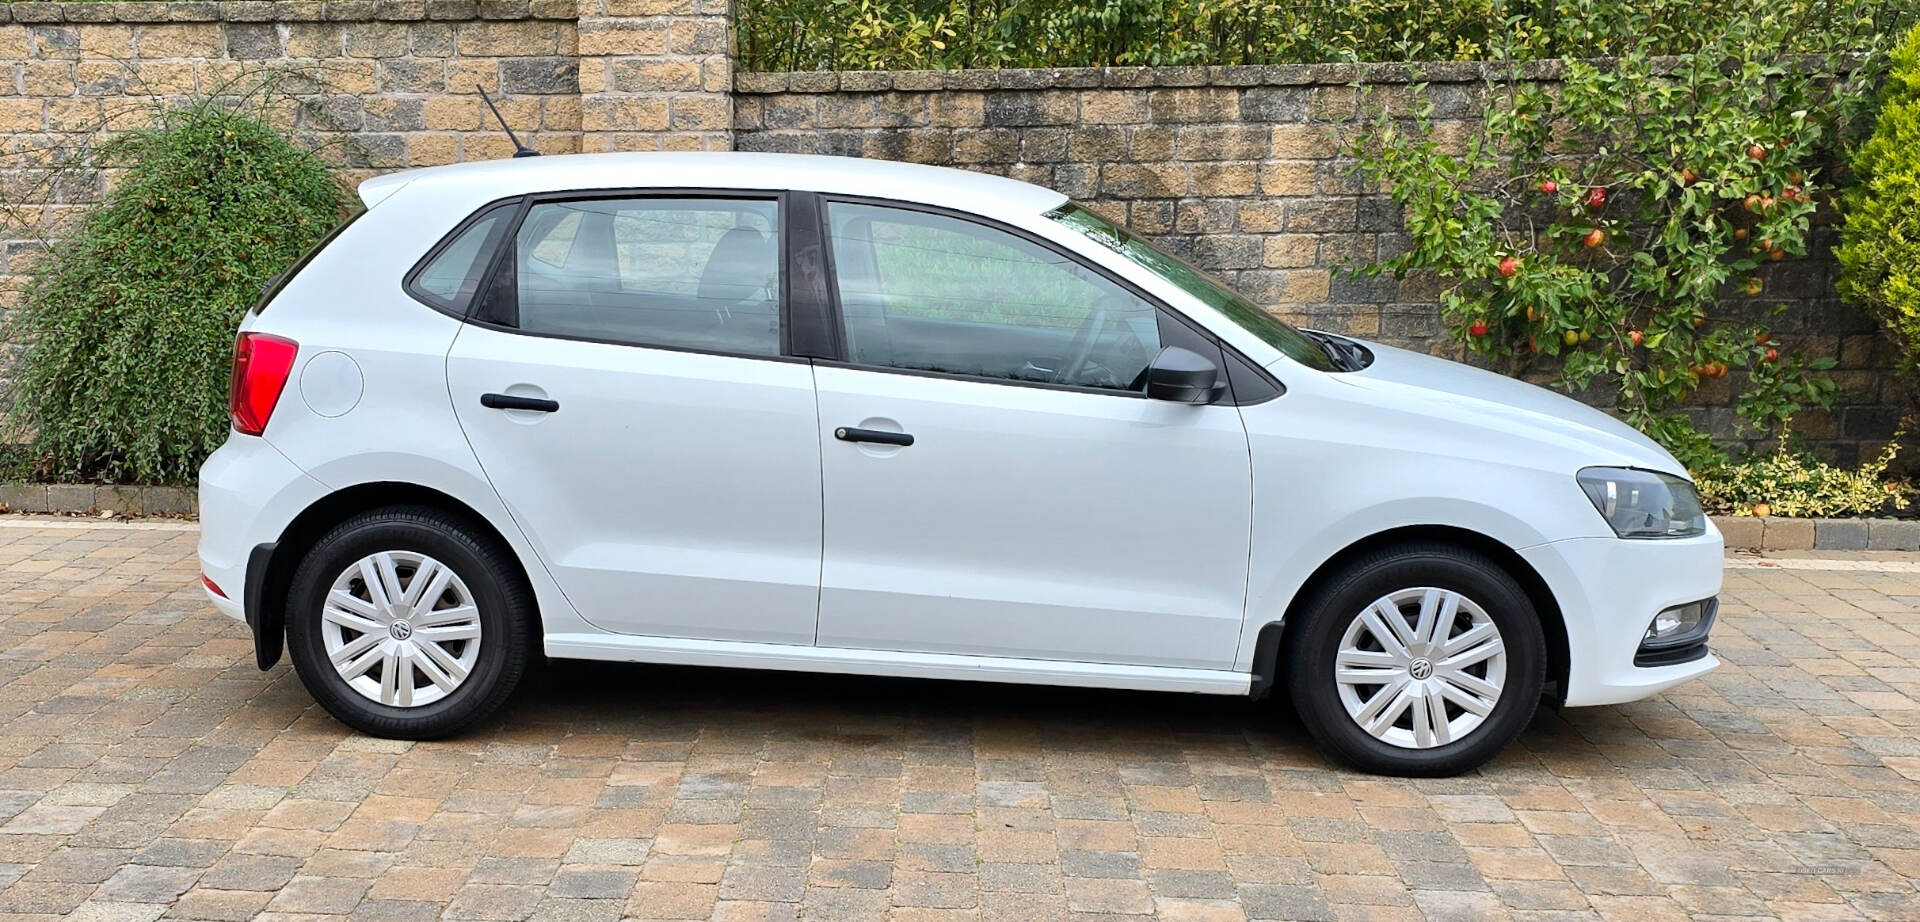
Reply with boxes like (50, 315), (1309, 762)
(740, 0), (1916, 72)
(1839, 23), (1920, 380)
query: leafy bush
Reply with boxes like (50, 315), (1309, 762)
(7, 96), (349, 484)
(1696, 438), (1909, 517)
(739, 0), (1914, 71)
(1837, 23), (1920, 378)
(1350, 3), (1909, 470)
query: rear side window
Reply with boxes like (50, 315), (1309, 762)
(488, 197), (782, 356)
(408, 203), (515, 313)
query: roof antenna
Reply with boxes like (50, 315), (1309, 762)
(477, 85), (539, 158)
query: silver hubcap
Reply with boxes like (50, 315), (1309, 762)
(1334, 587), (1507, 750)
(321, 551), (482, 708)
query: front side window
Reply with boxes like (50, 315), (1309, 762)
(827, 202), (1160, 391)
(501, 197), (781, 356)
(1049, 203), (1336, 372)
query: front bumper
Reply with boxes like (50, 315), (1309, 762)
(1519, 529), (1723, 707)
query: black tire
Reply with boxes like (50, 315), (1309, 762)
(285, 505), (535, 739)
(1285, 542), (1545, 776)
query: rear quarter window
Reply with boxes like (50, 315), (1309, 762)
(406, 202), (519, 314)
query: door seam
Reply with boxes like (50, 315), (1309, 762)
(809, 360), (827, 646)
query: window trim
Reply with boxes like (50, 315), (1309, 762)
(456, 187), (805, 364)
(812, 193), (1282, 405)
(403, 197), (525, 318)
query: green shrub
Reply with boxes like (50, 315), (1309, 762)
(1350, 3), (1909, 470)
(1837, 23), (1920, 378)
(1695, 438), (1909, 517)
(8, 96), (349, 484)
(739, 0), (1916, 71)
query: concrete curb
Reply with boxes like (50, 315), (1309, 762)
(1712, 515), (1920, 552)
(0, 483), (196, 517)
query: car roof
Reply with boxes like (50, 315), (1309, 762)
(358, 151), (1070, 217)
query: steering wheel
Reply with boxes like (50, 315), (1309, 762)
(1056, 305), (1110, 386)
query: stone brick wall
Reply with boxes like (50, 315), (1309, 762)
(0, 3), (1910, 466)
(735, 65), (1914, 467)
(577, 0), (732, 151)
(0, 0), (733, 317)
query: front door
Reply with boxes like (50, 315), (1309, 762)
(811, 201), (1252, 669)
(447, 193), (823, 644)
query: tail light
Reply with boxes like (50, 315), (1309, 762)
(229, 332), (299, 436)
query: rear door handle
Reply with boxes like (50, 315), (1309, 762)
(835, 426), (913, 447)
(481, 393), (559, 413)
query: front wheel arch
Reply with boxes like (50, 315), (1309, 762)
(248, 482), (538, 671)
(1249, 525), (1569, 705)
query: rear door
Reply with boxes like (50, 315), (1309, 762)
(445, 193), (824, 644)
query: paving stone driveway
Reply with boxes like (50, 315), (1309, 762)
(0, 517), (1918, 922)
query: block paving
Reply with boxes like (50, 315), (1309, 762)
(0, 517), (1917, 920)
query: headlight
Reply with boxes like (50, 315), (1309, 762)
(1577, 467), (1706, 538)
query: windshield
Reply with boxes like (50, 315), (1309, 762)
(1047, 203), (1335, 372)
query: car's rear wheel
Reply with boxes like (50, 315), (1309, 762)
(286, 506), (534, 738)
(1286, 542), (1545, 776)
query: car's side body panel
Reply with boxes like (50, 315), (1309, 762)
(445, 322), (825, 645)
(543, 632), (1253, 694)
(811, 364), (1252, 670)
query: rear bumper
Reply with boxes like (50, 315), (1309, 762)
(1520, 529), (1723, 707)
(198, 434), (328, 665)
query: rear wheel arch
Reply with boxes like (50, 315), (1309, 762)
(249, 482), (537, 671)
(1249, 525), (1569, 704)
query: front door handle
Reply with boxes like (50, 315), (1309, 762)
(481, 393), (559, 413)
(835, 426), (913, 447)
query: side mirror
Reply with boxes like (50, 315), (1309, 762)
(1145, 346), (1226, 404)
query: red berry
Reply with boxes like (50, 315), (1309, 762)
(1582, 228), (1606, 248)
(1764, 347), (1779, 362)
(1585, 187), (1607, 209)
(1538, 180), (1558, 194)
(1629, 330), (1645, 347)
(1748, 143), (1768, 161)
(1469, 321), (1489, 337)
(1497, 255), (1519, 277)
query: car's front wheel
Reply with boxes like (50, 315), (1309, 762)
(1286, 542), (1546, 776)
(285, 506), (534, 738)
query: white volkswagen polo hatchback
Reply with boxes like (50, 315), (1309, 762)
(199, 152), (1722, 775)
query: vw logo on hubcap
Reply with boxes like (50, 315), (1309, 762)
(388, 620), (413, 642)
(1408, 658), (1434, 680)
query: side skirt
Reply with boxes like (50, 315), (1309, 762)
(543, 633), (1253, 696)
